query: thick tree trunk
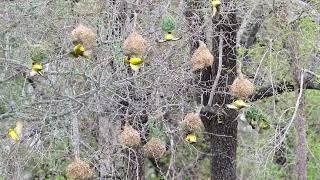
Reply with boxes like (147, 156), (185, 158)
(186, 0), (239, 179)
(294, 92), (307, 180)
(287, 21), (307, 179)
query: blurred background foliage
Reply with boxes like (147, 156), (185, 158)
(0, 0), (319, 179)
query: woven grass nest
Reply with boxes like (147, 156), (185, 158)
(181, 112), (203, 132)
(66, 159), (93, 179)
(143, 137), (166, 159)
(123, 31), (148, 56)
(71, 24), (96, 49)
(119, 125), (141, 147)
(30, 44), (48, 63)
(229, 73), (255, 98)
(161, 15), (176, 33)
(191, 41), (214, 71)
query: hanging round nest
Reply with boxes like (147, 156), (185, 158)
(161, 15), (176, 33)
(191, 41), (214, 71)
(123, 31), (148, 56)
(181, 112), (203, 132)
(229, 73), (255, 98)
(30, 44), (48, 63)
(66, 159), (93, 179)
(71, 24), (96, 49)
(119, 125), (141, 147)
(143, 137), (166, 160)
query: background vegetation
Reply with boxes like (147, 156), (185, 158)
(0, 0), (319, 179)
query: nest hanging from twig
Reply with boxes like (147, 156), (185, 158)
(71, 24), (96, 49)
(30, 44), (48, 63)
(143, 137), (166, 160)
(123, 31), (148, 56)
(119, 125), (141, 147)
(181, 112), (203, 132)
(229, 73), (255, 98)
(191, 41), (214, 71)
(66, 159), (93, 179)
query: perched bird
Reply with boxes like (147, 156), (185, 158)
(259, 119), (269, 129)
(248, 119), (258, 129)
(8, 120), (24, 142)
(69, 41), (85, 58)
(211, 0), (221, 7)
(30, 61), (43, 76)
(124, 55), (144, 72)
(226, 99), (250, 110)
(157, 32), (181, 43)
(211, 0), (221, 16)
(8, 129), (19, 142)
(185, 133), (197, 143)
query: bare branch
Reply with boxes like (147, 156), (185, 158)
(208, 31), (223, 106)
(250, 79), (320, 102)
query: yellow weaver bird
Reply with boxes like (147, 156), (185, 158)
(226, 99), (250, 110)
(124, 55), (144, 72)
(185, 133), (197, 143)
(211, 0), (221, 7)
(70, 41), (85, 58)
(157, 32), (181, 43)
(211, 0), (221, 16)
(8, 120), (23, 142)
(8, 129), (19, 141)
(30, 61), (43, 76)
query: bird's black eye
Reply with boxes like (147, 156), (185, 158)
(168, 32), (172, 34)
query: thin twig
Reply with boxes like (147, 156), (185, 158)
(208, 31), (223, 106)
(71, 113), (80, 159)
(275, 71), (304, 148)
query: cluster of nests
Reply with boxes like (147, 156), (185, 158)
(119, 124), (166, 160)
(119, 113), (203, 160)
(66, 158), (93, 179)
(123, 31), (148, 57)
(190, 40), (255, 98)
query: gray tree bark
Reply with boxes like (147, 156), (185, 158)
(186, 0), (239, 179)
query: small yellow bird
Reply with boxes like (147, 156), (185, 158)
(8, 129), (19, 142)
(211, 0), (221, 16)
(8, 120), (23, 142)
(226, 99), (250, 110)
(70, 41), (85, 58)
(124, 55), (144, 72)
(157, 32), (181, 43)
(30, 61), (43, 76)
(211, 0), (221, 7)
(185, 133), (197, 143)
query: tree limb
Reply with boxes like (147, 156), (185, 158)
(250, 80), (320, 101)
